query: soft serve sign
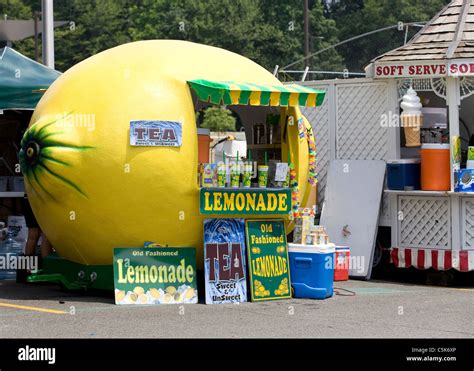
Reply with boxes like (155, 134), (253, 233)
(373, 60), (474, 78)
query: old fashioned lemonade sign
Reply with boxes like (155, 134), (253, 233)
(200, 188), (291, 215)
(113, 247), (198, 305)
(246, 220), (291, 301)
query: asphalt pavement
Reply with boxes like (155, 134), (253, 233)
(0, 274), (472, 338)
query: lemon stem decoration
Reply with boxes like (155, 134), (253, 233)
(19, 117), (94, 201)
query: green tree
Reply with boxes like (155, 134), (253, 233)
(6, 0), (345, 76)
(200, 106), (236, 132)
(326, 0), (451, 72)
(51, 0), (132, 72)
(0, 0), (34, 53)
(309, 0), (344, 75)
(0, 0), (30, 18)
(257, 0), (344, 78)
(12, 0), (132, 71)
(128, 0), (344, 76)
(3, 0), (454, 78)
(128, 0), (262, 63)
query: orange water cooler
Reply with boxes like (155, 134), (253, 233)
(420, 143), (451, 191)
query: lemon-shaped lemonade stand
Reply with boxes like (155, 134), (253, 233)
(21, 40), (325, 290)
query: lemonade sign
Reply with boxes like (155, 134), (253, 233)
(200, 188), (291, 215)
(113, 247), (198, 305)
(246, 220), (291, 301)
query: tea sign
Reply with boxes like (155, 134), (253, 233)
(130, 120), (182, 147)
(203, 218), (247, 304)
(246, 220), (291, 301)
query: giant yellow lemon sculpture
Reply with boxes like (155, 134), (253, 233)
(20, 40), (311, 267)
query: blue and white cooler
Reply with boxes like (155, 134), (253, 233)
(386, 159), (421, 190)
(288, 243), (335, 300)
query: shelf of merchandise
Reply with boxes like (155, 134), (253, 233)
(384, 189), (474, 196)
(384, 189), (449, 196)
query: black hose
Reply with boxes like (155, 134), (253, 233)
(211, 136), (232, 149)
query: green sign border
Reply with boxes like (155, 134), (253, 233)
(245, 219), (292, 302)
(200, 187), (292, 215)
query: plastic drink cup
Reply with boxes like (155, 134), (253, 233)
(467, 147), (474, 169)
(242, 163), (252, 188)
(217, 164), (226, 188)
(468, 147), (474, 161)
(230, 163), (240, 188)
(258, 165), (269, 188)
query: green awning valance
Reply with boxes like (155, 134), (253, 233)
(187, 79), (325, 107)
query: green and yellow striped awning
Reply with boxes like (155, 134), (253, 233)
(187, 79), (325, 107)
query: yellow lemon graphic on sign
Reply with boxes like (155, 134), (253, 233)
(251, 247), (261, 255)
(165, 286), (177, 295)
(133, 286), (145, 296)
(149, 288), (161, 299)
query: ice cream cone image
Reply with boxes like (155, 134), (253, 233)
(401, 114), (423, 147)
(400, 87), (423, 147)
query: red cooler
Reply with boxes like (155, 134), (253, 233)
(334, 246), (350, 281)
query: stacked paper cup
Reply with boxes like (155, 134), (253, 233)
(467, 146), (474, 169)
(400, 87), (423, 147)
